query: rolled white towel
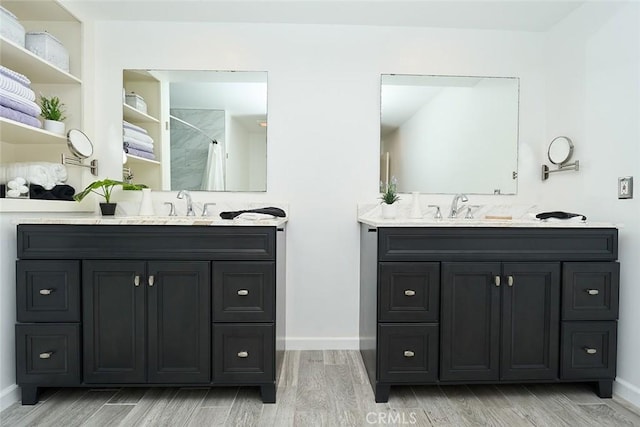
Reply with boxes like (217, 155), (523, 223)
(1, 162), (68, 190)
(7, 189), (21, 198)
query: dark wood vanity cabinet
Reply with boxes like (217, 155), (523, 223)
(15, 224), (285, 405)
(360, 225), (619, 403)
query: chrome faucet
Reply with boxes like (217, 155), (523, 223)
(176, 190), (195, 216)
(449, 194), (469, 218)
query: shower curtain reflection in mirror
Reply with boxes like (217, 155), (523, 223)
(170, 109), (225, 191)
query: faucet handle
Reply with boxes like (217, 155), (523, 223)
(428, 205), (442, 219)
(465, 205), (481, 219)
(164, 202), (176, 216)
(202, 203), (217, 216)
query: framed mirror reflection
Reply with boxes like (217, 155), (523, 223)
(380, 74), (519, 195)
(122, 70), (267, 192)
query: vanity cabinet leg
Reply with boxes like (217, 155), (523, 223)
(596, 380), (613, 398)
(375, 384), (391, 403)
(21, 385), (39, 405)
(260, 384), (276, 403)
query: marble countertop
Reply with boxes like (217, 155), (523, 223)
(15, 216), (288, 227)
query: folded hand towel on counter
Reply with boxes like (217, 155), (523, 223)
(535, 211), (586, 221)
(123, 120), (148, 134)
(0, 65), (31, 87)
(220, 207), (286, 220)
(0, 73), (36, 101)
(124, 147), (156, 160)
(29, 184), (75, 201)
(0, 87), (41, 117)
(123, 127), (154, 144)
(0, 105), (42, 128)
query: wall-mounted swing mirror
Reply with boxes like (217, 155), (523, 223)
(541, 136), (580, 180)
(380, 74), (520, 194)
(61, 129), (98, 175)
(123, 69), (267, 192)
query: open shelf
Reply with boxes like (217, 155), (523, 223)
(0, 36), (82, 84)
(123, 104), (160, 124)
(0, 117), (67, 145)
(126, 154), (161, 165)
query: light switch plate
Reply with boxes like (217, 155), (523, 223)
(618, 176), (633, 199)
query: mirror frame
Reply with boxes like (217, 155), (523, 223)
(548, 136), (574, 165)
(67, 129), (94, 159)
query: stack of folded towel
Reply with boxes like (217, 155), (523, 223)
(0, 162), (68, 190)
(123, 120), (155, 160)
(0, 65), (42, 128)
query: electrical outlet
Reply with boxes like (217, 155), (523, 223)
(618, 176), (633, 199)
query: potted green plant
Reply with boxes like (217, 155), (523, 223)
(380, 177), (400, 219)
(74, 178), (147, 216)
(39, 94), (67, 135)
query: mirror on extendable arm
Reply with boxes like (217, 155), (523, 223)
(61, 129), (98, 175)
(541, 136), (580, 180)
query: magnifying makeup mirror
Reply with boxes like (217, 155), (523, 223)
(541, 136), (579, 180)
(61, 129), (98, 175)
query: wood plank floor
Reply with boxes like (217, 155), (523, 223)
(2, 350), (640, 426)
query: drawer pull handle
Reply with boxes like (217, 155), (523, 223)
(508, 276), (514, 287)
(148, 275), (155, 287)
(237, 351), (249, 358)
(404, 290), (416, 297)
(584, 347), (597, 355)
(39, 288), (54, 295)
(237, 289), (249, 296)
(495, 276), (501, 287)
(39, 351), (53, 359)
(403, 350), (415, 358)
(134, 275), (140, 287)
(587, 289), (599, 295)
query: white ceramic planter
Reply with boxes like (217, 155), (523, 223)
(381, 202), (398, 219)
(43, 119), (65, 135)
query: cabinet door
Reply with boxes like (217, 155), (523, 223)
(440, 262), (501, 381)
(147, 261), (211, 383)
(501, 262), (560, 380)
(378, 262), (439, 322)
(378, 323), (438, 383)
(83, 261), (146, 383)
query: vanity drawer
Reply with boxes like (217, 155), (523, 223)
(213, 323), (274, 383)
(561, 321), (617, 379)
(378, 262), (439, 322)
(16, 261), (80, 323)
(212, 262), (275, 322)
(562, 262), (619, 320)
(378, 323), (438, 383)
(16, 324), (80, 385)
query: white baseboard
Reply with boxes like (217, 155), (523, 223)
(614, 377), (640, 410)
(0, 384), (19, 412)
(285, 337), (359, 350)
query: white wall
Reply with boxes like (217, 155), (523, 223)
(1, 1), (638, 410)
(540, 2), (640, 407)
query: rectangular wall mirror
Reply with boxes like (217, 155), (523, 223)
(123, 70), (267, 192)
(380, 74), (519, 195)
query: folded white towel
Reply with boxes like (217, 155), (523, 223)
(0, 162), (67, 190)
(123, 120), (148, 134)
(236, 212), (276, 221)
(123, 127), (154, 144)
(0, 73), (36, 101)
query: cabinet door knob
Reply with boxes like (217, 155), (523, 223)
(404, 290), (416, 297)
(507, 276), (514, 287)
(237, 289), (249, 296)
(237, 351), (249, 358)
(403, 350), (415, 358)
(584, 347), (597, 355)
(494, 276), (501, 287)
(148, 275), (155, 287)
(586, 289), (599, 295)
(39, 288), (54, 295)
(134, 275), (140, 287)
(39, 351), (53, 359)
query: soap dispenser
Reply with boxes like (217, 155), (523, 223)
(138, 188), (155, 216)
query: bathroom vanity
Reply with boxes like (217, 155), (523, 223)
(14, 219), (286, 404)
(359, 220), (619, 402)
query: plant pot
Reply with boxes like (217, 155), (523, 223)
(99, 202), (117, 216)
(43, 119), (65, 135)
(381, 202), (398, 219)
